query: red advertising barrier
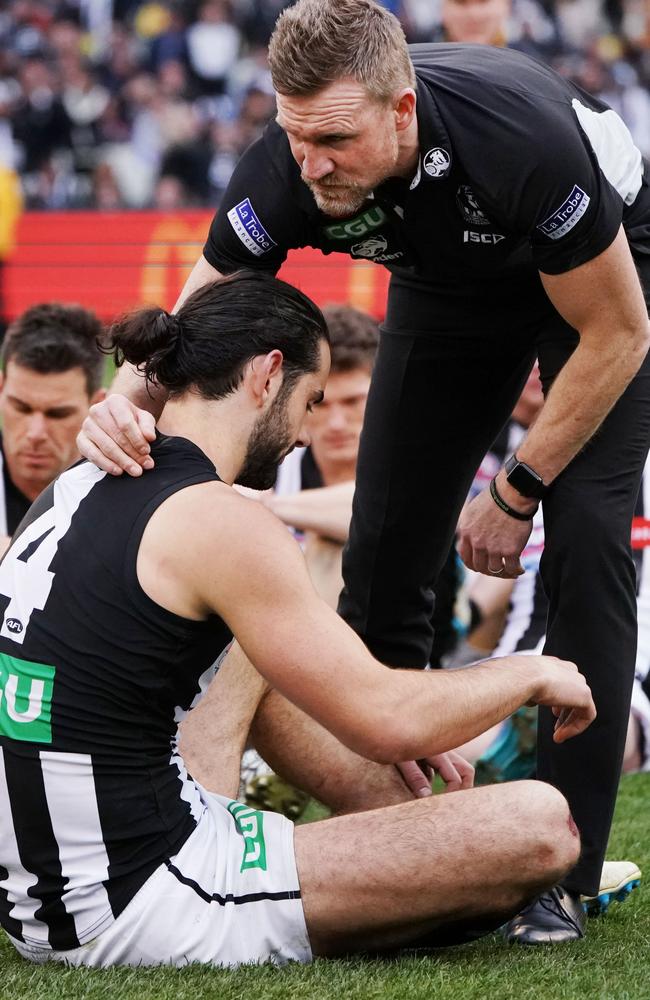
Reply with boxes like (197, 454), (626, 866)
(3, 211), (391, 321)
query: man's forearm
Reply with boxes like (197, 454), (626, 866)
(372, 657), (540, 762)
(513, 334), (647, 489)
(173, 254), (222, 312)
(507, 231), (650, 498)
(266, 482), (354, 542)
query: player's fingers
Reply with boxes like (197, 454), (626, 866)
(457, 536), (475, 571)
(107, 399), (153, 457)
(448, 751), (475, 789)
(136, 408), (157, 443)
(76, 433), (124, 476)
(436, 758), (463, 792)
(503, 554), (525, 578)
(416, 758), (433, 781)
(553, 703), (596, 743)
(82, 423), (146, 476)
(396, 760), (433, 799)
(553, 711), (585, 742)
(473, 547), (491, 575)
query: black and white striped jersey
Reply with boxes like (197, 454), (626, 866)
(0, 433), (232, 951)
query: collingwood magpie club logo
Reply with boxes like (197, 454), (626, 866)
(456, 185), (490, 226)
(423, 147), (451, 179)
(351, 235), (389, 259)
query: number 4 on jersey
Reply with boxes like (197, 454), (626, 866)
(0, 507), (57, 646)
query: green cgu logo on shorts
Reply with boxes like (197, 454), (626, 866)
(227, 800), (267, 872)
(0, 653), (55, 744)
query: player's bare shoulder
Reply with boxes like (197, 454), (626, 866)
(137, 479), (304, 621)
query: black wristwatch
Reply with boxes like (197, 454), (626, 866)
(504, 453), (548, 500)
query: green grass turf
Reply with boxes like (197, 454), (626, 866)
(1, 774), (648, 1000)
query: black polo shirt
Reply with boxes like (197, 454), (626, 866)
(204, 43), (650, 300)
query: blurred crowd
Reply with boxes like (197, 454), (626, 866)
(0, 0), (648, 211)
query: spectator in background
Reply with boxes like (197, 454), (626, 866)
(429, 0), (559, 57)
(433, 0), (513, 45)
(12, 55), (71, 175)
(0, 303), (106, 551)
(186, 0), (241, 95)
(240, 0), (292, 46)
(146, 2), (189, 71)
(269, 304), (379, 608)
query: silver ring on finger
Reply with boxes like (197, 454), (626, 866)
(488, 564), (505, 575)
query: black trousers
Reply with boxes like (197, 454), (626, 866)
(339, 261), (650, 896)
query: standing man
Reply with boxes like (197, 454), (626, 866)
(0, 302), (106, 549)
(79, 0), (650, 943)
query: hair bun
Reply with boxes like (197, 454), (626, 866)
(108, 307), (182, 374)
(154, 310), (181, 347)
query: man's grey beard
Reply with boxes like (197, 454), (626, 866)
(305, 179), (371, 218)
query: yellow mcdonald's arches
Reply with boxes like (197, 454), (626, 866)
(139, 217), (208, 309)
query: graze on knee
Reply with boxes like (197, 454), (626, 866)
(521, 781), (580, 878)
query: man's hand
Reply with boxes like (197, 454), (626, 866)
(77, 395), (157, 476)
(524, 654), (597, 743)
(397, 751), (475, 798)
(457, 479), (534, 578)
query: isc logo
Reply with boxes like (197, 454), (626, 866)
(463, 230), (506, 245)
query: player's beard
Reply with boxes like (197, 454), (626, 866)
(236, 386), (294, 491)
(303, 132), (400, 218)
(305, 178), (372, 217)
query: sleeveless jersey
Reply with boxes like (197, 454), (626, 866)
(0, 433), (232, 950)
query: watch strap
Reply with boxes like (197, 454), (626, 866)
(490, 477), (537, 522)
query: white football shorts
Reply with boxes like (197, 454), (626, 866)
(9, 789), (312, 968)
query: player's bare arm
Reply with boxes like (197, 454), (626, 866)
(138, 482), (596, 758)
(77, 254), (223, 475)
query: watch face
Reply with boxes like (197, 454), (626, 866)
(507, 461), (545, 500)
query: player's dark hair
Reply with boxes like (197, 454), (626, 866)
(2, 303), (106, 395)
(108, 271), (329, 399)
(322, 304), (379, 373)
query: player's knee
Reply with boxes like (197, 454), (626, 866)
(520, 781), (580, 881)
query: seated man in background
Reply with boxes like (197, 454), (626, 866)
(0, 273), (594, 968)
(0, 302), (106, 550)
(269, 303), (378, 607)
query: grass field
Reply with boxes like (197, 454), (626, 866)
(1, 774), (648, 1000)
